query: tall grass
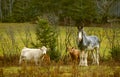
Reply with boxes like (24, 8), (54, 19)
(0, 24), (35, 66)
(0, 23), (120, 77)
(0, 23), (120, 66)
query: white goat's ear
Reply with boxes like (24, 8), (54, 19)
(24, 47), (27, 48)
(41, 46), (47, 50)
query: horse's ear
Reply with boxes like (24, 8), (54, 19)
(77, 26), (80, 30)
(81, 26), (83, 29)
(77, 26), (83, 30)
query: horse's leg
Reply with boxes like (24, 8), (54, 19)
(84, 51), (88, 66)
(79, 50), (84, 66)
(91, 50), (96, 65)
(95, 48), (99, 65)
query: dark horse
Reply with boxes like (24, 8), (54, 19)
(77, 26), (100, 66)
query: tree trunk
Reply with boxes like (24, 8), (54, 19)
(0, 0), (2, 21)
(3, 0), (7, 19)
(9, 0), (14, 16)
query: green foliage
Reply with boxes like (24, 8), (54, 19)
(0, 0), (99, 24)
(33, 17), (61, 61)
(11, 0), (31, 22)
(105, 27), (120, 62)
(58, 0), (98, 25)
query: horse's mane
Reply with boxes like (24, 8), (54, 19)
(78, 30), (90, 50)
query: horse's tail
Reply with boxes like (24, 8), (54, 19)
(99, 39), (102, 44)
(99, 38), (101, 49)
(98, 39), (101, 62)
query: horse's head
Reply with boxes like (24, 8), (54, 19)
(77, 26), (84, 42)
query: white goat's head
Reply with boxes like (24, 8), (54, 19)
(41, 46), (47, 54)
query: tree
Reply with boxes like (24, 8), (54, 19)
(11, 0), (31, 22)
(0, 0), (2, 21)
(59, 0), (97, 26)
(32, 17), (60, 61)
(96, 0), (115, 23)
(0, 0), (100, 24)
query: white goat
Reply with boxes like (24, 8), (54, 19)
(19, 46), (47, 65)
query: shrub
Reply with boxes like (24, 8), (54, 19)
(105, 26), (120, 62)
(110, 45), (120, 62)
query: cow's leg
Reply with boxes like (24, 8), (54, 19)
(84, 51), (88, 66)
(79, 50), (84, 66)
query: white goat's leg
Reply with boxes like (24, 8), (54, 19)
(84, 52), (88, 66)
(34, 58), (38, 65)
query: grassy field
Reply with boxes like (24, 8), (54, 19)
(0, 23), (118, 56)
(0, 23), (120, 77)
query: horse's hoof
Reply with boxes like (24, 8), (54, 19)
(84, 64), (88, 66)
(79, 64), (83, 66)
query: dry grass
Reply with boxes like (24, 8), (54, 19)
(0, 62), (120, 77)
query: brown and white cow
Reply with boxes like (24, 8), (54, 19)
(67, 47), (80, 64)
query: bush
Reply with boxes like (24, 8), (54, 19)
(110, 45), (120, 62)
(105, 26), (120, 62)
